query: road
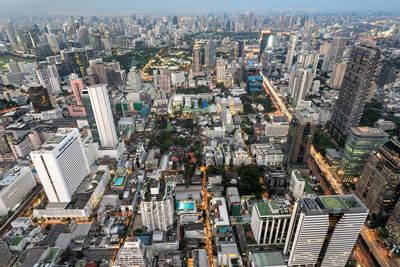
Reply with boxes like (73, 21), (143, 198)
(260, 71), (292, 120)
(0, 185), (43, 236)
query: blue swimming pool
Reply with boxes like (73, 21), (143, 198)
(113, 176), (125, 186)
(176, 201), (195, 211)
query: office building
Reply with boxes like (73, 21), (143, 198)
(288, 66), (314, 107)
(159, 67), (171, 92)
(328, 45), (380, 144)
(286, 112), (316, 165)
(386, 200), (400, 250)
(28, 86), (52, 113)
(251, 144), (284, 167)
(265, 116), (290, 144)
(259, 30), (273, 54)
(30, 128), (90, 203)
(84, 84), (119, 148)
(251, 201), (292, 246)
(330, 62), (346, 89)
(36, 63), (61, 94)
(296, 50), (319, 77)
(204, 40), (217, 68)
(284, 34), (297, 73)
(140, 180), (174, 231)
(0, 167), (36, 216)
(321, 37), (347, 73)
(69, 73), (85, 105)
(114, 238), (148, 267)
(287, 195), (368, 267)
(192, 42), (201, 73)
(338, 127), (388, 183)
(90, 61), (108, 85)
(356, 138), (400, 214)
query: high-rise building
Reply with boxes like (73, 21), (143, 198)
(286, 112), (316, 165)
(251, 201), (292, 246)
(30, 128), (90, 203)
(126, 66), (142, 91)
(284, 34), (297, 73)
(328, 45), (380, 144)
(338, 127), (388, 183)
(0, 167), (37, 216)
(83, 84), (118, 148)
(204, 40), (217, 68)
(140, 180), (174, 231)
(216, 59), (226, 83)
(114, 238), (148, 267)
(6, 24), (19, 51)
(259, 29), (273, 54)
(192, 42), (201, 73)
(288, 66), (314, 107)
(69, 74), (85, 105)
(296, 50), (319, 77)
(28, 86), (52, 113)
(90, 62), (108, 85)
(287, 195), (368, 267)
(356, 138), (400, 214)
(159, 67), (171, 92)
(36, 63), (61, 94)
(386, 200), (400, 250)
(330, 62), (346, 89)
(321, 37), (347, 73)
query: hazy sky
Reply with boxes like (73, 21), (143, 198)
(0, 0), (399, 17)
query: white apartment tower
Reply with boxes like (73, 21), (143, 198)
(114, 238), (147, 267)
(140, 180), (174, 231)
(288, 67), (314, 107)
(284, 34), (297, 73)
(287, 195), (368, 267)
(30, 128), (90, 203)
(36, 63), (61, 94)
(85, 84), (119, 148)
(216, 59), (226, 83)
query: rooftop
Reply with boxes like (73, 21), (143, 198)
(350, 126), (389, 138)
(250, 251), (285, 267)
(301, 195), (368, 215)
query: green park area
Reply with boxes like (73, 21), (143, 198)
(313, 130), (335, 156)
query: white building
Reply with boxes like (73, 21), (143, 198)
(288, 66), (314, 107)
(85, 84), (119, 147)
(0, 167), (36, 216)
(251, 201), (292, 245)
(289, 170), (305, 200)
(216, 59), (226, 83)
(36, 63), (61, 94)
(251, 144), (284, 166)
(140, 180), (174, 231)
(30, 128), (90, 203)
(265, 116), (290, 144)
(232, 148), (252, 166)
(287, 195), (368, 267)
(114, 238), (148, 267)
(210, 197), (230, 228)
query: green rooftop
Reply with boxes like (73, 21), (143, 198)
(269, 201), (280, 210)
(250, 251), (285, 266)
(256, 203), (272, 217)
(10, 236), (23, 246)
(320, 196), (347, 209)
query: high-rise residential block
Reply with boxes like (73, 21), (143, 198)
(330, 62), (346, 89)
(204, 40), (217, 68)
(284, 34), (297, 73)
(321, 37), (347, 73)
(192, 42), (201, 73)
(356, 137), (399, 214)
(36, 63), (61, 94)
(328, 45), (380, 144)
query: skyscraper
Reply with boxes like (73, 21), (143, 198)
(321, 37), (347, 73)
(216, 59), (226, 83)
(288, 66), (314, 107)
(386, 199), (400, 250)
(330, 62), (346, 89)
(28, 86), (52, 113)
(356, 137), (400, 214)
(30, 128), (90, 203)
(284, 34), (297, 73)
(90, 61), (109, 85)
(83, 84), (118, 148)
(338, 127), (388, 183)
(287, 195), (368, 267)
(286, 112), (316, 166)
(70, 74), (85, 105)
(36, 63), (61, 94)
(204, 40), (217, 68)
(296, 50), (319, 77)
(259, 29), (272, 54)
(328, 45), (380, 144)
(159, 67), (171, 92)
(192, 42), (201, 73)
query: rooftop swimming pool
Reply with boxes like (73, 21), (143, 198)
(113, 176), (125, 186)
(176, 200), (196, 211)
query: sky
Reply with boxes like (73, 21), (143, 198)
(0, 0), (399, 18)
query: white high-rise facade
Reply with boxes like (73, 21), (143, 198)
(36, 63), (61, 94)
(288, 66), (314, 107)
(30, 128), (90, 203)
(216, 59), (226, 83)
(287, 195), (368, 267)
(114, 238), (147, 267)
(86, 84), (119, 148)
(284, 34), (297, 73)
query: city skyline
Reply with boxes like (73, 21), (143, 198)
(1, 0), (400, 18)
